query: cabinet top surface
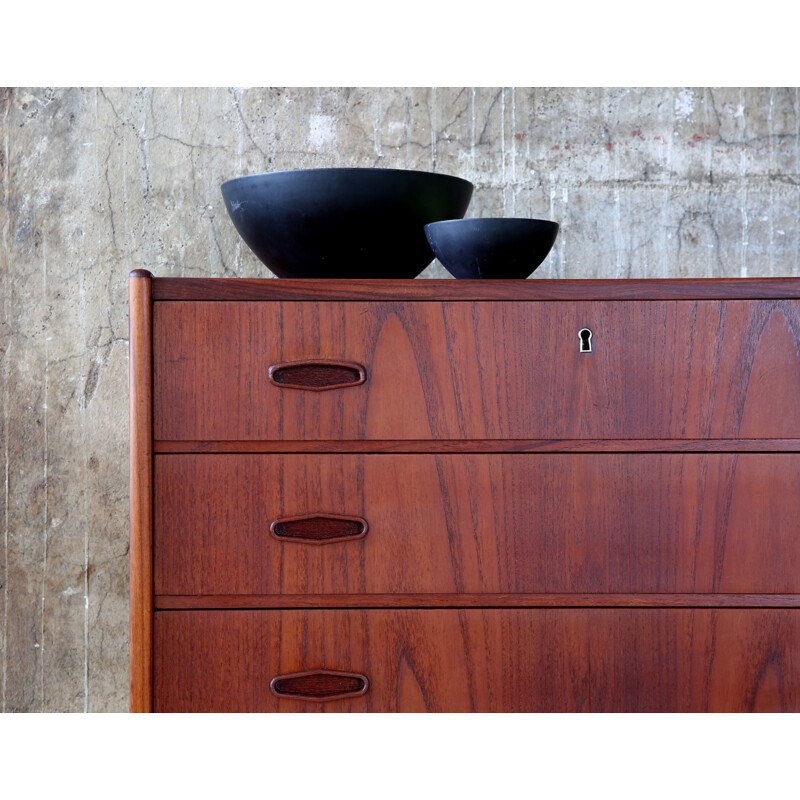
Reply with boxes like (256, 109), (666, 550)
(131, 273), (800, 302)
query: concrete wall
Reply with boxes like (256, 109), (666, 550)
(1, 87), (798, 711)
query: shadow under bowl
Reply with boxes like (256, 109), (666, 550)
(424, 218), (559, 279)
(221, 168), (474, 279)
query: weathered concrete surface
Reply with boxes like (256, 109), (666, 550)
(0, 87), (798, 711)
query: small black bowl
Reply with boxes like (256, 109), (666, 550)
(221, 168), (474, 278)
(424, 218), (559, 279)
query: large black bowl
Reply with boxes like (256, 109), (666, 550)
(221, 168), (474, 278)
(425, 217), (559, 279)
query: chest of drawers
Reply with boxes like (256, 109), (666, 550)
(129, 272), (800, 712)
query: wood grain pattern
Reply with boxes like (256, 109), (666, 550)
(154, 594), (800, 609)
(129, 270), (154, 713)
(154, 609), (800, 712)
(154, 453), (800, 596)
(151, 278), (800, 302)
(153, 299), (800, 441)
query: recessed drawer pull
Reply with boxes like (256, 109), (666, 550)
(268, 359), (366, 391)
(270, 513), (368, 544)
(270, 670), (369, 702)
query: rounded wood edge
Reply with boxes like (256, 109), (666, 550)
(151, 276), (800, 302)
(129, 269), (153, 278)
(129, 273), (154, 712)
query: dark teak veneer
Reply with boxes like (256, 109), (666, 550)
(130, 273), (800, 712)
(155, 609), (799, 712)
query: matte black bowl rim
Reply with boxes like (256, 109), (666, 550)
(426, 217), (559, 227)
(221, 167), (474, 191)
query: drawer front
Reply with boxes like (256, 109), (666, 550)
(153, 299), (800, 441)
(155, 453), (800, 595)
(154, 609), (800, 712)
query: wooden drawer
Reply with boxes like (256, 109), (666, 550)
(153, 299), (800, 441)
(155, 453), (800, 596)
(154, 609), (800, 712)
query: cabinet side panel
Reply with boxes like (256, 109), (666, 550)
(129, 271), (153, 712)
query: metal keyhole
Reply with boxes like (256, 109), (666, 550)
(579, 328), (593, 353)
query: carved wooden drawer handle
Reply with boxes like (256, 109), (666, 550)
(270, 670), (369, 702)
(270, 513), (368, 544)
(268, 360), (366, 391)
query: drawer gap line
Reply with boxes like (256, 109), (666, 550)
(154, 594), (800, 610)
(153, 439), (800, 455)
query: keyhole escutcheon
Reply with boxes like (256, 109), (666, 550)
(579, 328), (593, 353)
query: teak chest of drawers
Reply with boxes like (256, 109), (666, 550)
(129, 272), (800, 712)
